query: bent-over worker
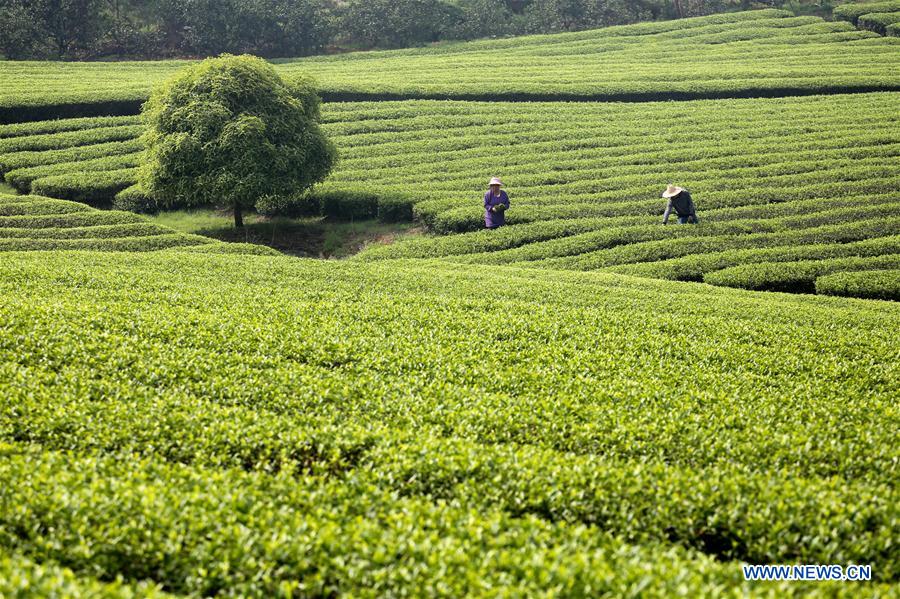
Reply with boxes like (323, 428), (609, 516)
(484, 177), (510, 229)
(662, 184), (698, 225)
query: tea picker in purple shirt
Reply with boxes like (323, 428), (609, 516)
(484, 177), (510, 229)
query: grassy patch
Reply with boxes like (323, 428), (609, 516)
(146, 208), (423, 258)
(0, 182), (17, 195)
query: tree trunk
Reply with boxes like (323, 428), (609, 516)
(234, 204), (244, 228)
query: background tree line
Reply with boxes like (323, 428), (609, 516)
(0, 0), (803, 60)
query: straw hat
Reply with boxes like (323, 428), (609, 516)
(489, 177), (503, 186)
(662, 184), (683, 198)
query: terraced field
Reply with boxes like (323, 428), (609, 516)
(2, 9), (899, 121)
(0, 192), (276, 255)
(3, 92), (896, 296)
(1, 251), (898, 595)
(1, 8), (898, 595)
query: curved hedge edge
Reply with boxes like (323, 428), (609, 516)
(307, 189), (415, 223)
(30, 169), (137, 208)
(0, 551), (172, 598)
(320, 85), (900, 103)
(815, 269), (900, 301)
(114, 184), (159, 214)
(4, 86), (900, 125)
(0, 100), (146, 125)
(170, 242), (282, 256)
(833, 0), (900, 24)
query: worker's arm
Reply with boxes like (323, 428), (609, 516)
(662, 198), (672, 224)
(686, 192), (697, 217)
(502, 192), (510, 208)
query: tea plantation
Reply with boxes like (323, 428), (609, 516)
(0, 7), (898, 596)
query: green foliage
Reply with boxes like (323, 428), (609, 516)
(0, 115), (139, 139)
(704, 254), (900, 293)
(1, 10), (897, 117)
(832, 0), (900, 23)
(607, 234), (900, 281)
(319, 190), (380, 219)
(5, 154), (142, 193)
(113, 183), (160, 214)
(816, 269), (900, 301)
(0, 0), (109, 59)
(0, 140), (144, 173)
(140, 55), (336, 227)
(2, 90), (897, 297)
(0, 250), (897, 591)
(858, 10), (900, 34)
(0, 552), (171, 598)
(0, 192), (263, 254)
(171, 242), (281, 255)
(0, 125), (143, 154)
(341, 0), (465, 48)
(30, 168), (138, 207)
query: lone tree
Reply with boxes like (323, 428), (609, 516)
(140, 54), (336, 227)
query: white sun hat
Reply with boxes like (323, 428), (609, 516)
(489, 177), (503, 186)
(662, 183), (683, 198)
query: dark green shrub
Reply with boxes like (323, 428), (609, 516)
(30, 169), (137, 207)
(857, 11), (900, 34)
(340, 0), (464, 48)
(377, 194), (416, 222)
(319, 190), (379, 219)
(254, 192), (320, 218)
(832, 0), (900, 24)
(816, 269), (900, 301)
(113, 184), (160, 214)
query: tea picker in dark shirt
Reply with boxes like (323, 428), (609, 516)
(484, 177), (510, 229)
(662, 184), (699, 225)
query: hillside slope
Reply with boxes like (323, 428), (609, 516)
(2, 10), (899, 121)
(0, 250), (897, 594)
(2, 91), (897, 297)
(0, 192), (277, 255)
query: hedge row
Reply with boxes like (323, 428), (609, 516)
(0, 233), (213, 253)
(815, 269), (900, 301)
(0, 115), (139, 139)
(0, 210), (145, 229)
(0, 551), (170, 598)
(0, 192), (270, 255)
(5, 153), (143, 193)
(604, 234), (900, 282)
(0, 125), (143, 154)
(704, 254), (900, 293)
(0, 251), (897, 589)
(858, 11), (900, 35)
(1, 447), (813, 597)
(450, 207), (900, 267)
(0, 197), (91, 217)
(527, 203), (900, 265)
(833, 0), (900, 24)
(0, 139), (143, 173)
(169, 242), (282, 256)
(0, 222), (172, 240)
(1, 10), (897, 119)
(29, 168), (139, 207)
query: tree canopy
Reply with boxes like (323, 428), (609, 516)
(0, 0), (796, 60)
(139, 54), (337, 228)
